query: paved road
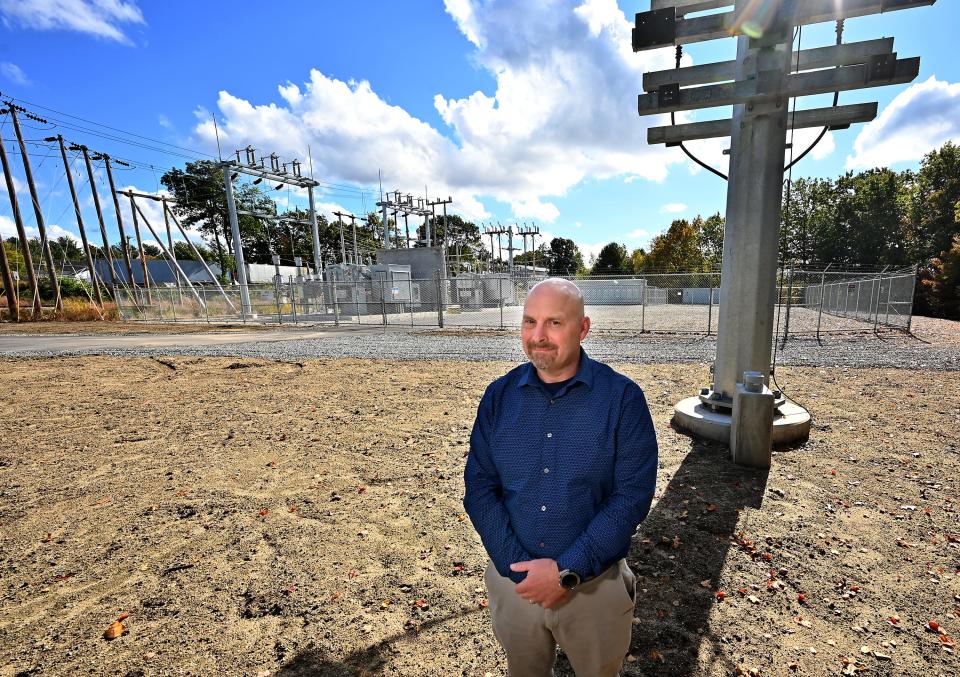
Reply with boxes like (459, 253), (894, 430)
(0, 326), (399, 354)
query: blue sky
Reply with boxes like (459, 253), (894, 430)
(1, 0), (958, 262)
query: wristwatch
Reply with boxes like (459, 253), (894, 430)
(559, 569), (581, 590)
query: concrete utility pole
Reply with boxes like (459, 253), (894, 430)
(633, 0), (934, 465)
(9, 106), (61, 312)
(56, 136), (104, 309)
(78, 145), (119, 290)
(0, 124), (36, 317)
(101, 155), (137, 287)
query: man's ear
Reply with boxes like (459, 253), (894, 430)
(580, 315), (591, 341)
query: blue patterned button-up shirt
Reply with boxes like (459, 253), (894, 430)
(464, 349), (658, 583)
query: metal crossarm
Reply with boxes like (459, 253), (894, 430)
(643, 38), (895, 91)
(648, 102), (878, 145)
(638, 56), (919, 114)
(633, 0), (935, 51)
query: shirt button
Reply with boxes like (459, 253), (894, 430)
(543, 467), (550, 474)
(539, 542), (545, 549)
(546, 432), (553, 438)
(541, 505), (547, 512)
(550, 399), (555, 405)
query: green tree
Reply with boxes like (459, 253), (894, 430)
(591, 242), (630, 276)
(911, 141), (960, 261)
(547, 237), (584, 275)
(645, 219), (704, 271)
(697, 213), (724, 267)
(630, 247), (647, 273)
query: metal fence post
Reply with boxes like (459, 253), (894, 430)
(381, 273), (388, 327)
(436, 270), (444, 329)
(641, 278), (647, 333)
(409, 278), (415, 327)
(332, 282), (340, 327)
(171, 288), (178, 323)
(907, 264), (918, 333)
(884, 274), (893, 327)
(873, 273), (884, 333)
(203, 287), (210, 324)
(499, 276), (505, 330)
(291, 276), (299, 325)
(706, 279), (713, 336)
(816, 270), (826, 342)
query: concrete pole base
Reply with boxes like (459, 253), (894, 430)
(672, 395), (811, 447)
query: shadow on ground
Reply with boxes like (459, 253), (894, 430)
(274, 608), (484, 676)
(616, 436), (770, 676)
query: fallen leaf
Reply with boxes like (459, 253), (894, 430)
(117, 612), (130, 621)
(258, 508), (269, 517)
(103, 621), (127, 640)
(41, 533), (53, 543)
(747, 595), (760, 604)
(706, 503), (717, 512)
(927, 620), (941, 632)
(478, 598), (488, 608)
(716, 591), (727, 601)
(649, 649), (664, 664)
(288, 505), (297, 513)
(797, 593), (807, 603)
(700, 579), (712, 589)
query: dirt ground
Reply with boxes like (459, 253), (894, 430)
(0, 353), (958, 677)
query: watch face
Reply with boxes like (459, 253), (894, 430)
(561, 571), (580, 589)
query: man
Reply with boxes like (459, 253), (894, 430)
(464, 278), (658, 677)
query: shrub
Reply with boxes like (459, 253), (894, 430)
(59, 298), (119, 322)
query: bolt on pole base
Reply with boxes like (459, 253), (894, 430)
(671, 393), (810, 460)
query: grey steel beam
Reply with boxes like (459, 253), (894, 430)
(643, 38), (894, 91)
(648, 101), (878, 144)
(651, 0), (732, 16)
(636, 0), (935, 51)
(638, 57), (919, 114)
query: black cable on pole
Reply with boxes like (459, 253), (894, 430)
(784, 20), (844, 172)
(671, 45), (728, 181)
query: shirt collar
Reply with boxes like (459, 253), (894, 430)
(517, 347), (595, 391)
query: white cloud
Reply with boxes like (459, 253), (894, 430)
(192, 0), (687, 225)
(846, 76), (960, 170)
(659, 203), (686, 214)
(0, 214), (81, 245)
(0, 0), (145, 43)
(511, 198), (560, 222)
(0, 62), (29, 85)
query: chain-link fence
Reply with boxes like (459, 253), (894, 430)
(115, 266), (917, 337)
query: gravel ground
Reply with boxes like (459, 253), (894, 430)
(4, 328), (958, 371)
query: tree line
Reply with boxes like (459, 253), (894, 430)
(4, 144), (957, 318)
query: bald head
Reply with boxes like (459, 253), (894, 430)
(522, 278), (590, 380)
(526, 278), (585, 320)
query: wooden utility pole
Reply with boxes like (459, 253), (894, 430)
(128, 192), (152, 305)
(0, 213), (17, 321)
(79, 145), (118, 290)
(161, 197), (183, 302)
(0, 119), (40, 317)
(102, 155), (137, 287)
(9, 106), (61, 312)
(56, 136), (104, 309)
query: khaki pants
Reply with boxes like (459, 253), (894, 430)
(484, 559), (636, 677)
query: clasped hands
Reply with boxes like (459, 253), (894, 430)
(510, 558), (570, 609)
